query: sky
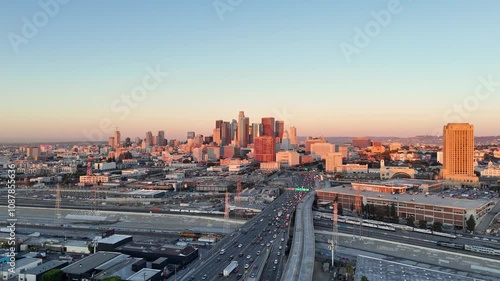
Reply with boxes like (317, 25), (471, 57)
(1, 0), (500, 142)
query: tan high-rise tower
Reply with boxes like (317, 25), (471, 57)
(440, 123), (478, 182)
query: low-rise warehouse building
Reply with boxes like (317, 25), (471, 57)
(18, 260), (68, 281)
(116, 242), (198, 265)
(317, 184), (495, 229)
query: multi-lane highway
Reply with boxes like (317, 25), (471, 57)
(181, 191), (304, 281)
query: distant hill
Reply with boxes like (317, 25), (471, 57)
(298, 136), (500, 146)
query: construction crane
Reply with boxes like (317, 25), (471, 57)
(224, 191), (230, 220)
(331, 201), (338, 268)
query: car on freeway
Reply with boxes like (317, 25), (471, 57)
(244, 264), (249, 269)
(202, 274), (208, 280)
(256, 251), (261, 255)
(246, 255), (251, 259)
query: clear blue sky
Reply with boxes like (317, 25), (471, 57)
(1, 0), (499, 142)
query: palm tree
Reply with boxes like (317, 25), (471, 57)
(345, 265), (354, 280)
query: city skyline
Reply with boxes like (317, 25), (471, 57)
(1, 1), (500, 142)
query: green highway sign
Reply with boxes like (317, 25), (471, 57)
(295, 187), (310, 191)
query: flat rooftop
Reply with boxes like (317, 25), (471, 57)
(97, 234), (132, 245)
(127, 269), (160, 281)
(117, 242), (197, 257)
(24, 261), (68, 276)
(355, 255), (479, 281)
(9, 257), (41, 268)
(61, 252), (123, 275)
(320, 185), (491, 209)
(355, 179), (443, 187)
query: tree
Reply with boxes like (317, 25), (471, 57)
(390, 203), (397, 218)
(432, 221), (443, 232)
(345, 265), (354, 279)
(406, 216), (415, 227)
(338, 203), (344, 216)
(102, 277), (121, 281)
(42, 269), (62, 281)
(466, 215), (476, 232)
(419, 220), (427, 229)
(361, 276), (369, 281)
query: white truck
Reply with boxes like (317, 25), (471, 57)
(223, 260), (238, 277)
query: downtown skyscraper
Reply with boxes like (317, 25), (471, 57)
(238, 111), (249, 147)
(275, 120), (285, 140)
(262, 117), (275, 138)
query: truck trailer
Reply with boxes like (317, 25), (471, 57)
(223, 261), (238, 277)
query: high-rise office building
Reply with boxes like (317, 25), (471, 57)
(194, 134), (204, 147)
(281, 130), (291, 150)
(215, 119), (223, 141)
(187, 131), (195, 140)
(221, 122), (232, 146)
(325, 152), (343, 173)
(262, 117), (275, 138)
(108, 137), (115, 147)
(254, 136), (275, 162)
(305, 137), (326, 153)
(275, 120), (285, 140)
(440, 123), (478, 182)
(215, 120), (224, 130)
(26, 146), (40, 160)
(289, 126), (298, 146)
(311, 143), (336, 160)
(145, 131), (153, 147)
(114, 129), (121, 148)
(213, 128), (221, 145)
(251, 123), (261, 144)
(231, 119), (238, 142)
(238, 111), (249, 147)
(135, 137), (141, 145)
(158, 131), (165, 146)
(124, 137), (131, 147)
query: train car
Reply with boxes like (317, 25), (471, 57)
(437, 241), (464, 250)
(433, 231), (457, 239)
(377, 225), (396, 232)
(413, 228), (432, 235)
(346, 219), (361, 226)
(464, 244), (500, 256)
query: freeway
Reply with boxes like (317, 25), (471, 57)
(281, 191), (315, 281)
(180, 191), (304, 281)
